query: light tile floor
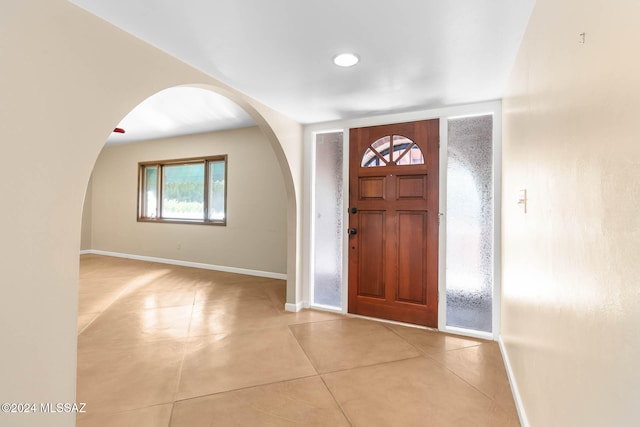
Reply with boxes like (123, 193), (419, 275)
(76, 254), (520, 426)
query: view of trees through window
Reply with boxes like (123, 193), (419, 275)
(138, 156), (226, 225)
(162, 164), (205, 219)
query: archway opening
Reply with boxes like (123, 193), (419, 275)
(75, 84), (300, 414)
(80, 85), (297, 303)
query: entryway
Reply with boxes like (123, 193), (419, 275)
(307, 102), (500, 338)
(347, 120), (439, 327)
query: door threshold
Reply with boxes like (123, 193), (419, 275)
(443, 325), (494, 341)
(348, 314), (494, 341)
(346, 313), (439, 332)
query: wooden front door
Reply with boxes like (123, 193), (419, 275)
(348, 120), (439, 327)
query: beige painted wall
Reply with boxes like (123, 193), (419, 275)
(502, 0), (640, 425)
(89, 127), (287, 274)
(80, 175), (93, 251)
(0, 1), (302, 426)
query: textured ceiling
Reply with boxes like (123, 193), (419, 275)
(72, 0), (535, 142)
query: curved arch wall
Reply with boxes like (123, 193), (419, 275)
(0, 2), (302, 425)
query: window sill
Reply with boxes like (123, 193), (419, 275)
(137, 218), (226, 226)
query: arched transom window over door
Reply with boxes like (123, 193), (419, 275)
(361, 135), (425, 167)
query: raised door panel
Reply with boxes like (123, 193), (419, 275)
(396, 211), (427, 304)
(357, 211), (385, 298)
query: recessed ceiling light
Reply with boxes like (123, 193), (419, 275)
(333, 53), (359, 67)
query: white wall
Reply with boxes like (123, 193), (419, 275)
(502, 0), (640, 425)
(0, 2), (302, 426)
(88, 127), (287, 274)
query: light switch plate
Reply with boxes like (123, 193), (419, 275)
(517, 189), (527, 213)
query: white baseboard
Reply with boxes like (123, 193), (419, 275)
(284, 302), (304, 312)
(81, 249), (287, 280)
(498, 335), (529, 427)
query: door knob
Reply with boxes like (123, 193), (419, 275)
(348, 228), (358, 235)
(350, 207), (358, 214)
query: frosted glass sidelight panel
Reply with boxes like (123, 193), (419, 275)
(313, 132), (344, 307)
(446, 115), (493, 332)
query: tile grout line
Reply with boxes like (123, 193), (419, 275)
(284, 319), (416, 376)
(377, 322), (516, 420)
(380, 322), (430, 357)
(287, 318), (428, 377)
(424, 344), (517, 418)
(286, 323), (322, 377)
(287, 323), (354, 427)
(171, 373), (321, 405)
(318, 354), (425, 377)
(318, 373), (354, 427)
(168, 290), (199, 424)
(173, 322), (327, 406)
